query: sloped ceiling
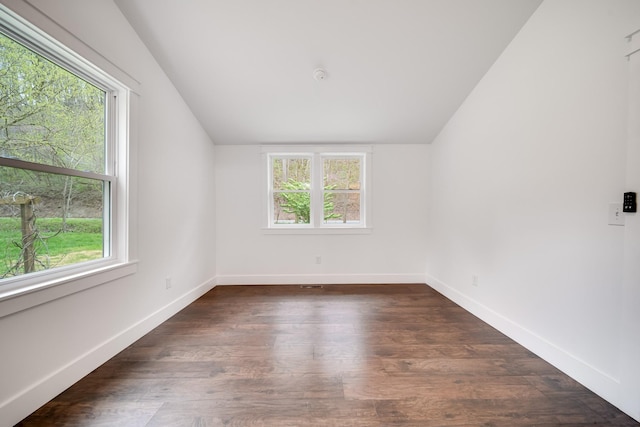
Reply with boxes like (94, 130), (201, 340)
(115, 0), (542, 145)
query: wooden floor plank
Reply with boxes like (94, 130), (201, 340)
(16, 284), (639, 426)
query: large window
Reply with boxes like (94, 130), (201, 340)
(265, 146), (371, 231)
(0, 8), (130, 291)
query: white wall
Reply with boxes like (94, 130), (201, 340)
(620, 28), (640, 421)
(215, 144), (428, 284)
(426, 0), (640, 420)
(0, 1), (217, 426)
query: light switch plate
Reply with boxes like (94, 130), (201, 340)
(608, 203), (625, 226)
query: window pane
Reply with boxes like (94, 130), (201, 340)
(273, 191), (311, 224)
(0, 32), (106, 174)
(324, 192), (361, 224)
(324, 158), (361, 190)
(272, 158), (310, 191)
(0, 167), (105, 279)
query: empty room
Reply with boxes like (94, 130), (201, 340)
(1, 0), (639, 425)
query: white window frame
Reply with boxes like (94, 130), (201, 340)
(263, 145), (372, 234)
(0, 5), (136, 316)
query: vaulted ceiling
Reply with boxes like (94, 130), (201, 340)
(115, 0), (542, 145)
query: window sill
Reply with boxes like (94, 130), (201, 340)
(0, 260), (138, 318)
(262, 227), (373, 235)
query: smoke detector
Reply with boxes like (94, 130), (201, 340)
(313, 68), (327, 81)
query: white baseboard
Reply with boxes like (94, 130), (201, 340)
(1, 277), (216, 427)
(215, 273), (428, 286)
(425, 274), (622, 411)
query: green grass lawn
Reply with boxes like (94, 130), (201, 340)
(0, 217), (103, 277)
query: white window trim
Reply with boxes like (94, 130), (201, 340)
(262, 145), (373, 234)
(0, 5), (137, 317)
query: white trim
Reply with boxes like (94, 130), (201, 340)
(0, 261), (138, 318)
(215, 273), (427, 286)
(0, 3), (138, 92)
(0, 6), (135, 309)
(261, 144), (373, 154)
(425, 273), (622, 407)
(264, 146), (372, 231)
(0, 2), (140, 92)
(0, 276), (216, 427)
(262, 227), (372, 235)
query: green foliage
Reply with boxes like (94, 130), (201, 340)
(1, 31), (106, 277)
(279, 179), (341, 223)
(272, 158), (310, 190)
(1, 32), (106, 234)
(32, 217), (103, 234)
(279, 180), (311, 223)
(1, 33), (105, 172)
(0, 217), (103, 278)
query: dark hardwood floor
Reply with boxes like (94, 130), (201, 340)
(17, 284), (638, 426)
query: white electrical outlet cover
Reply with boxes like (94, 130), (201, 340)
(608, 203), (625, 226)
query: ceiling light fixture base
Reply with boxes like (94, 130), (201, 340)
(313, 68), (327, 81)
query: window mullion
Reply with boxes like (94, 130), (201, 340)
(312, 154), (323, 227)
(267, 154), (274, 226)
(0, 157), (113, 183)
(106, 93), (117, 176)
(358, 155), (365, 224)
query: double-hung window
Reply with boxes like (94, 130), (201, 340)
(0, 6), (131, 299)
(265, 146), (372, 232)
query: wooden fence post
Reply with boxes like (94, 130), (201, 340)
(0, 195), (40, 274)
